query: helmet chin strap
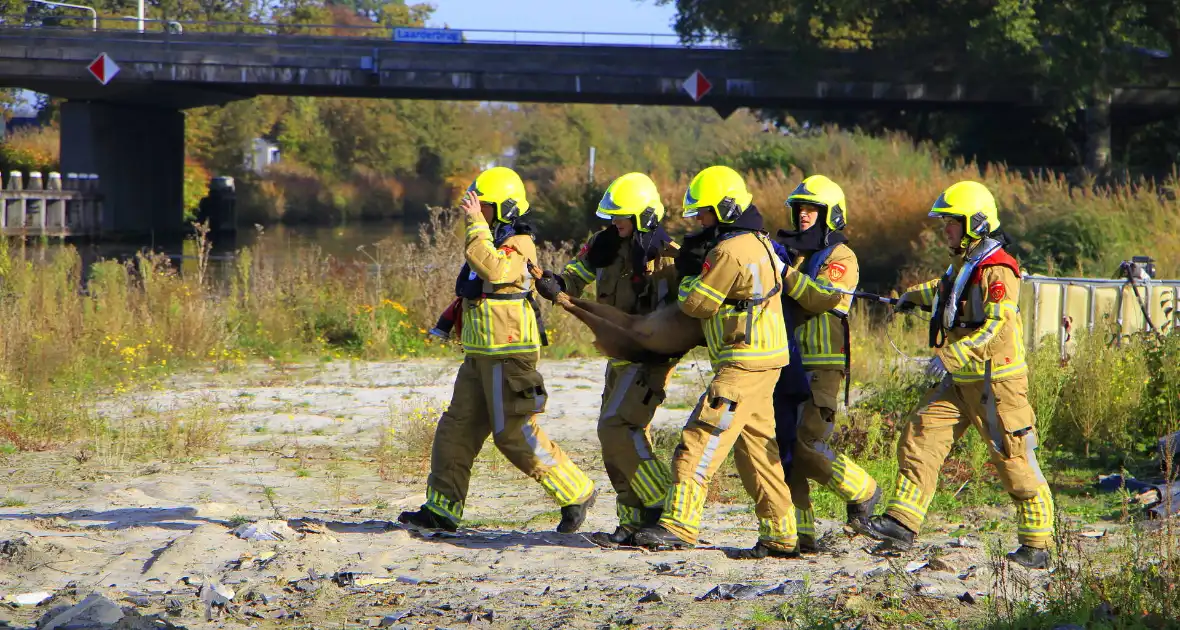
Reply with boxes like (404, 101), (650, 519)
(948, 219), (973, 257)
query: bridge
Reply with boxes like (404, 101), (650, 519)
(1, 19), (1178, 237)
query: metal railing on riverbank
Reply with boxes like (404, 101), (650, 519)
(1024, 272), (1180, 358)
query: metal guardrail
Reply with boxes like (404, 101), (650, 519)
(1023, 273), (1180, 358)
(0, 14), (735, 49)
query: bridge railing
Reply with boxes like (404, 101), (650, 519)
(0, 14), (734, 48)
(0, 170), (102, 237)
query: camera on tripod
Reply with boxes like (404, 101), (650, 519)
(1119, 255), (1156, 281)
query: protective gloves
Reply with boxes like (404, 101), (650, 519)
(895, 293), (920, 313)
(925, 356), (947, 381)
(535, 270), (564, 302)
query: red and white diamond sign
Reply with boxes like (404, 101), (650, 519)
(683, 69), (712, 102)
(87, 53), (120, 86)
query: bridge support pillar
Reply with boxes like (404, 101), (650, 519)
(60, 101), (186, 237)
(1084, 92), (1113, 176)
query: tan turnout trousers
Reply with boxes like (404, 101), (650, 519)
(423, 355), (595, 524)
(885, 375), (1054, 548)
(598, 360), (676, 530)
(660, 366), (796, 551)
(788, 370), (878, 539)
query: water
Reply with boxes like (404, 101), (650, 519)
(221, 221), (412, 262)
(32, 220), (415, 284)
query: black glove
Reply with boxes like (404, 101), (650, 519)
(675, 250), (705, 277)
(535, 270), (564, 302)
(894, 293), (920, 313)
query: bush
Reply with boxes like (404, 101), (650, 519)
(1057, 331), (1150, 458)
(0, 125), (59, 175)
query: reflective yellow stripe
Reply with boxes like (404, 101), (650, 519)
(664, 481), (707, 537)
(788, 273), (833, 301)
(960, 318), (1002, 349)
(1016, 485), (1055, 543)
(466, 224), (492, 239)
(704, 306), (789, 366)
(565, 260), (594, 283)
(887, 475), (932, 525)
(950, 342), (969, 366)
(632, 460), (672, 507)
(678, 275), (696, 302)
(795, 507), (815, 538)
(911, 279), (939, 303)
(425, 485), (464, 523)
(758, 513), (797, 546)
(828, 454), (875, 503)
(617, 504), (645, 528)
(803, 355), (845, 367)
(461, 298), (541, 356)
(540, 461), (594, 506)
(687, 277), (726, 304)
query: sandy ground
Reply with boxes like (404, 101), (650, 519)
(0, 358), (1074, 629)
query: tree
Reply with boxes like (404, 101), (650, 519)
(653, 0), (1180, 175)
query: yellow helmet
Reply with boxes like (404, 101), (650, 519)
(682, 165), (753, 224)
(467, 166), (530, 223)
(928, 180), (999, 241)
(596, 172), (665, 233)
(786, 174), (847, 231)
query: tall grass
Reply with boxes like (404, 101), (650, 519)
(0, 126), (1177, 462)
(534, 128), (1180, 290)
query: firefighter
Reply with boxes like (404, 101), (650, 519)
(776, 175), (880, 551)
(538, 172), (680, 545)
(398, 167), (598, 533)
(629, 165), (800, 559)
(855, 180), (1054, 570)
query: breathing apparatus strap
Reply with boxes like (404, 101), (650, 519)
(931, 237), (1003, 348)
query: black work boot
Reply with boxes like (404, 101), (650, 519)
(632, 524), (694, 550)
(607, 525), (637, 545)
(728, 541), (801, 560)
(847, 485), (882, 529)
(640, 506), (664, 528)
(856, 514), (916, 550)
(1007, 545), (1050, 569)
(797, 534), (818, 553)
(557, 490), (597, 533)
(397, 507), (458, 532)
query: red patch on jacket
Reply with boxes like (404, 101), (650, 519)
(701, 260), (712, 275)
(989, 281), (1007, 302)
(498, 245), (518, 256)
(578, 242), (589, 257)
(827, 262), (847, 282)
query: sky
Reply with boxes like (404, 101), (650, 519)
(426, 0), (681, 45)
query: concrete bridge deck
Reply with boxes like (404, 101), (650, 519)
(0, 26), (1061, 111)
